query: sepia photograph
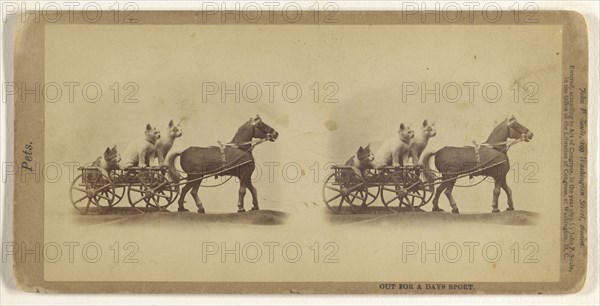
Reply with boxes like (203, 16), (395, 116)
(3, 3), (595, 302)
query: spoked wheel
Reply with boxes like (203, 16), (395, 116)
(416, 171), (435, 208)
(412, 181), (434, 208)
(127, 171), (177, 213)
(361, 185), (380, 206)
(165, 181), (180, 206)
(110, 187), (126, 207)
(380, 170), (423, 213)
(322, 170), (366, 214)
(361, 170), (380, 206)
(70, 172), (116, 215)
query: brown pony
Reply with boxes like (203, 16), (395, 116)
(422, 115), (533, 213)
(167, 115), (278, 213)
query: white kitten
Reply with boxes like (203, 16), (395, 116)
(403, 119), (436, 165)
(155, 120), (182, 165)
(374, 123), (415, 168)
(120, 124), (161, 168)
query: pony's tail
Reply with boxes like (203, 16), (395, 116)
(167, 151), (182, 184)
(421, 151), (437, 191)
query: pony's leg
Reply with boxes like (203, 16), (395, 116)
(432, 181), (448, 212)
(444, 180), (459, 214)
(190, 183), (205, 214)
(491, 179), (502, 213)
(237, 180), (248, 213)
(499, 176), (514, 211)
(177, 183), (192, 212)
(247, 181), (259, 210)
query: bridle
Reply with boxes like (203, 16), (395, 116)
(477, 118), (530, 149)
(507, 118), (530, 143)
(218, 119), (275, 149)
(251, 119), (276, 142)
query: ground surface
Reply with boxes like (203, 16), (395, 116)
(72, 208), (288, 226)
(326, 208), (539, 226)
(73, 205), (537, 227)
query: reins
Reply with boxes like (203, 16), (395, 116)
(199, 176), (233, 187)
(476, 136), (524, 150)
(424, 135), (526, 187)
(170, 136), (271, 187)
(218, 137), (270, 149)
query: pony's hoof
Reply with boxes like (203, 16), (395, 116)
(251, 207), (259, 211)
(197, 208), (205, 214)
(452, 209), (460, 214)
(506, 207), (514, 211)
(432, 207), (444, 212)
(178, 207), (189, 212)
(492, 209), (501, 213)
(237, 208), (246, 213)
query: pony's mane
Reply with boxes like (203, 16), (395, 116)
(484, 118), (510, 148)
(230, 119), (255, 148)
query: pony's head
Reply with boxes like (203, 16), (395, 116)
(251, 115), (279, 141)
(506, 115), (533, 142)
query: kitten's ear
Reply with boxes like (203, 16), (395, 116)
(111, 145), (117, 151)
(358, 146), (364, 153)
(169, 120), (174, 127)
(105, 147), (111, 154)
(423, 119), (428, 127)
(400, 123), (405, 130)
(146, 124), (152, 131)
(365, 144), (371, 150)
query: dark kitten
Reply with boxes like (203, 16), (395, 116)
(92, 146), (121, 177)
(345, 144), (375, 174)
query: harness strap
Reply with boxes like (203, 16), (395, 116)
(217, 141), (227, 166)
(469, 136), (524, 174)
(173, 137), (271, 177)
(219, 138), (268, 149)
(477, 137), (524, 150)
(472, 141), (482, 166)
(479, 140), (508, 147)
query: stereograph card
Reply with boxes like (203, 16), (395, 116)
(9, 10), (588, 294)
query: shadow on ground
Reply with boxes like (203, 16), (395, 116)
(72, 208), (288, 226)
(326, 207), (539, 226)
